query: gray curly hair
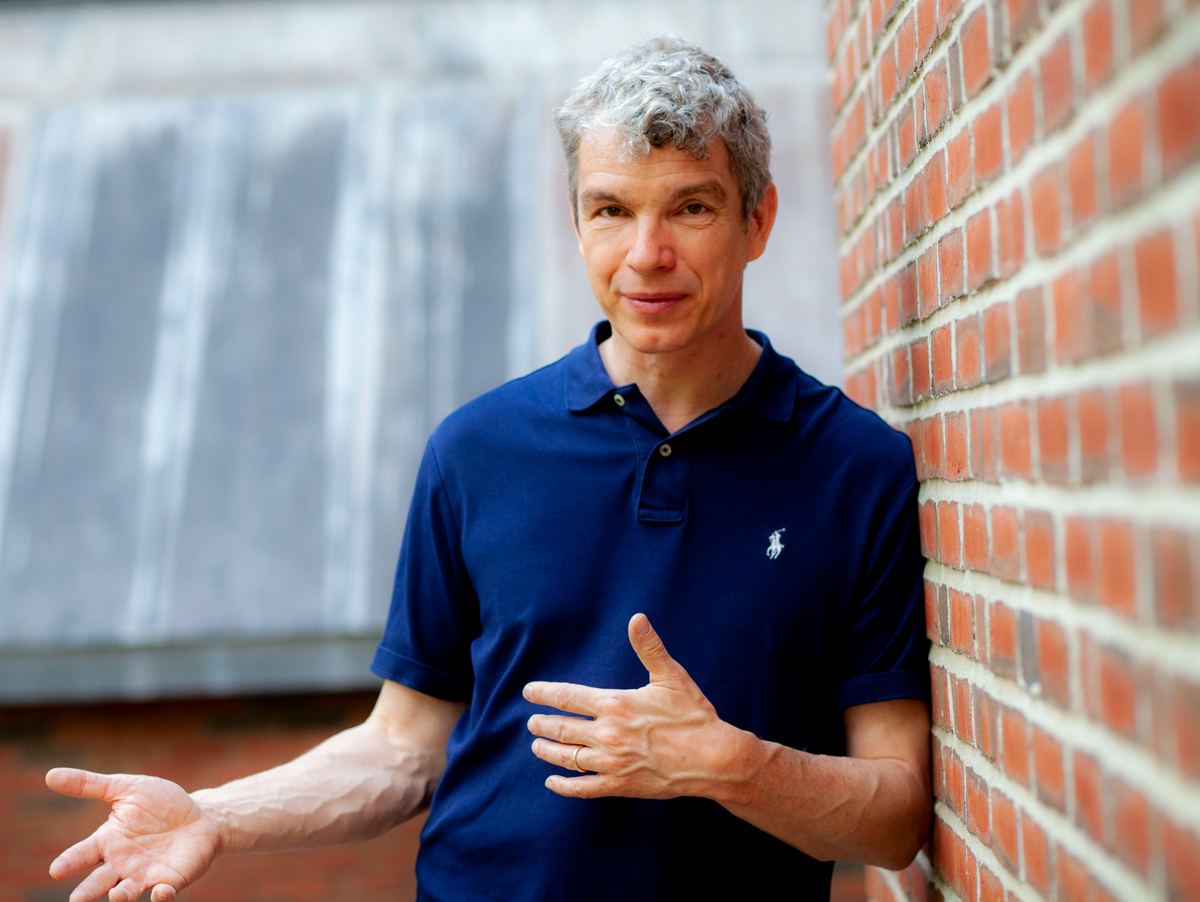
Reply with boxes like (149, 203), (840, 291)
(553, 36), (773, 221)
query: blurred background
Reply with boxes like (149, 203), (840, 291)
(0, 0), (850, 898)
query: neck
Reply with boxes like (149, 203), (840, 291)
(598, 318), (762, 435)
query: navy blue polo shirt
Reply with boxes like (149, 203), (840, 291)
(371, 323), (929, 902)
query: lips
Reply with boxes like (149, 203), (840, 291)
(621, 292), (687, 314)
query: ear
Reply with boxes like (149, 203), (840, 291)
(745, 182), (778, 264)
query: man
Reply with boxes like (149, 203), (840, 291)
(46, 38), (931, 902)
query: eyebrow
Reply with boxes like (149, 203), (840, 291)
(578, 180), (729, 209)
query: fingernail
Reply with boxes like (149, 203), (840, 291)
(634, 615), (650, 637)
(545, 777), (552, 788)
(522, 684), (531, 700)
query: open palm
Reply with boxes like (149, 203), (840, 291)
(46, 768), (221, 902)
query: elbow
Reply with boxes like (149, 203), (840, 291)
(869, 790), (933, 871)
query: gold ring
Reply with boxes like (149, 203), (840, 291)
(571, 745), (585, 773)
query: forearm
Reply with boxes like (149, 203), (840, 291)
(190, 720), (438, 854)
(712, 729), (931, 868)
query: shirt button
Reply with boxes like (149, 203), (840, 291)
(659, 443), (672, 458)
(613, 393), (626, 407)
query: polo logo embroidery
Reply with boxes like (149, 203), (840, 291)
(766, 528), (785, 560)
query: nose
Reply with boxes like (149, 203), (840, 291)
(626, 216), (676, 273)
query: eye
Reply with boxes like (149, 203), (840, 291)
(599, 206), (624, 217)
(683, 202), (707, 215)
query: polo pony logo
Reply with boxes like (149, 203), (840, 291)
(766, 528), (785, 560)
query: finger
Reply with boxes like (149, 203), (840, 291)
(151, 885), (178, 902)
(50, 834), (103, 880)
(109, 878), (142, 902)
(523, 681), (604, 716)
(627, 614), (687, 683)
(531, 739), (598, 773)
(544, 773), (611, 798)
(526, 713), (594, 745)
(68, 863), (119, 902)
(47, 768), (126, 803)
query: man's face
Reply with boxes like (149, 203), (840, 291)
(572, 133), (776, 356)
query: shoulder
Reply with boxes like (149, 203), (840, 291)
(428, 355), (568, 461)
(790, 367), (917, 495)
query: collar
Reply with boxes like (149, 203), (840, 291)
(563, 321), (797, 423)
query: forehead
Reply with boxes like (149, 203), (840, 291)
(576, 132), (736, 193)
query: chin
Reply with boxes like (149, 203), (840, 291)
(613, 319), (700, 355)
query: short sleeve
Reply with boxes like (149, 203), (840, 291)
(835, 477), (931, 709)
(370, 440), (479, 702)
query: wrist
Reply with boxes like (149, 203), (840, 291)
(189, 789), (232, 855)
(700, 722), (778, 807)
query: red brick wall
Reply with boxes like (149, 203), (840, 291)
(0, 692), (423, 902)
(825, 0), (1200, 900)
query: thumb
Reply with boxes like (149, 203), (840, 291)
(151, 885), (177, 902)
(46, 768), (124, 802)
(628, 614), (686, 683)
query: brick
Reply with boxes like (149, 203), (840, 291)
(887, 198), (904, 263)
(1087, 251), (1123, 355)
(1021, 812), (1051, 895)
(1159, 60), (1200, 175)
(940, 0), (963, 33)
(1036, 397), (1069, 483)
(955, 315), (982, 389)
(898, 11), (917, 82)
(1001, 706), (1029, 785)
(1031, 164), (1063, 256)
(1031, 727), (1065, 810)
(961, 7), (991, 97)
(1110, 778), (1151, 876)
(1173, 678), (1200, 778)
(995, 188), (1025, 278)
(970, 406), (999, 480)
(1024, 510), (1055, 589)
(1068, 134), (1098, 227)
(949, 589), (974, 657)
(975, 689), (1000, 762)
(919, 245), (939, 318)
(917, 0), (937, 61)
(926, 60), (951, 136)
(924, 414), (946, 476)
(990, 789), (1019, 874)
(1053, 269), (1085, 362)
(1153, 527), (1197, 629)
(925, 154), (947, 225)
(932, 664), (951, 730)
(1078, 389), (1111, 481)
(1057, 847), (1089, 902)
(1005, 0), (1039, 47)
(1099, 519), (1137, 618)
(938, 500), (961, 567)
(1119, 383), (1159, 478)
(951, 673), (974, 743)
(1097, 643), (1138, 736)
(1129, 0), (1166, 51)
(1135, 229), (1179, 338)
(979, 865), (1003, 902)
(925, 579), (940, 642)
(932, 323), (953, 394)
(939, 228), (965, 301)
(990, 601), (1017, 678)
(1037, 618), (1071, 707)
(1015, 287), (1046, 373)
(893, 266), (914, 326)
(889, 345), (912, 406)
(982, 301), (1011, 382)
(1082, 0), (1114, 90)
(1178, 379), (1200, 481)
(967, 208), (994, 290)
(1164, 818), (1200, 902)
(974, 102), (1003, 186)
(1007, 70), (1036, 164)
(991, 507), (1020, 581)
(1040, 35), (1075, 133)
(899, 103), (918, 174)
(1109, 100), (1145, 204)
(1066, 517), (1096, 601)
(963, 503), (988, 572)
(880, 38), (900, 110)
(999, 402), (1032, 478)
(1019, 609), (1038, 690)
(963, 765), (990, 843)
(946, 410), (968, 480)
(912, 337), (932, 400)
(1073, 751), (1106, 843)
(947, 127), (973, 208)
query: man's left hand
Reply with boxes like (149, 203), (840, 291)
(524, 613), (748, 800)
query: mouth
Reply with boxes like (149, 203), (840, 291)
(621, 292), (687, 314)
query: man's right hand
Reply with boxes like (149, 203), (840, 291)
(45, 768), (221, 902)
